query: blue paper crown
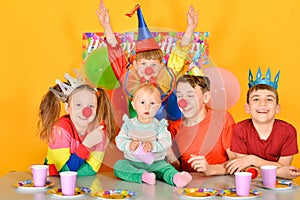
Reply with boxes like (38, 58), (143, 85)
(248, 68), (280, 89)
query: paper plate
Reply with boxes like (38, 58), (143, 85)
(255, 180), (295, 190)
(176, 187), (218, 199)
(13, 180), (54, 190)
(218, 188), (262, 199)
(47, 187), (91, 198)
(93, 189), (136, 199)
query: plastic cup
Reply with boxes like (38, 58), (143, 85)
(133, 144), (155, 165)
(31, 165), (49, 187)
(60, 171), (78, 196)
(235, 172), (252, 196)
(261, 165), (277, 188)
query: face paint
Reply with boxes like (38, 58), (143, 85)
(176, 82), (206, 120)
(67, 89), (97, 130)
(144, 66), (154, 76)
(178, 99), (188, 109)
(136, 59), (162, 81)
(82, 107), (93, 118)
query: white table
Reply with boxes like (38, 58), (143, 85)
(0, 171), (299, 199)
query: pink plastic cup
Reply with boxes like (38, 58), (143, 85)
(31, 165), (49, 187)
(261, 165), (277, 188)
(60, 171), (77, 196)
(235, 172), (252, 196)
(133, 144), (155, 165)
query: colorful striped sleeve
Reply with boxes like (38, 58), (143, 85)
(46, 116), (107, 176)
(47, 126), (91, 173)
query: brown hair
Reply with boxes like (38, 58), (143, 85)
(38, 84), (117, 142)
(38, 84), (61, 141)
(247, 84), (279, 104)
(177, 74), (210, 93)
(136, 49), (164, 62)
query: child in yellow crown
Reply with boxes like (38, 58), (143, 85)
(226, 68), (300, 179)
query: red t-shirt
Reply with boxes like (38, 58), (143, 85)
(231, 119), (298, 161)
(169, 109), (235, 172)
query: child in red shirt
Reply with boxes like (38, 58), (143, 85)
(226, 68), (300, 179)
(168, 75), (235, 176)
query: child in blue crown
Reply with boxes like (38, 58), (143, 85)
(226, 68), (300, 179)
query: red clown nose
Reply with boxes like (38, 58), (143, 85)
(82, 107), (92, 118)
(178, 99), (188, 109)
(145, 67), (154, 75)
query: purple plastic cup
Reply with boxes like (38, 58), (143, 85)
(31, 165), (49, 187)
(60, 171), (77, 196)
(235, 172), (252, 196)
(133, 144), (155, 165)
(261, 165), (277, 188)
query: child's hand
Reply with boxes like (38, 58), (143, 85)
(181, 5), (199, 46)
(96, 0), (110, 27)
(225, 155), (253, 174)
(130, 140), (140, 151)
(82, 125), (104, 148)
(277, 166), (300, 179)
(188, 154), (212, 176)
(142, 142), (152, 152)
(187, 5), (199, 30)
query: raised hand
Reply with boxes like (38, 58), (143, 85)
(186, 5), (199, 31)
(181, 5), (199, 46)
(95, 0), (116, 45)
(96, 0), (110, 27)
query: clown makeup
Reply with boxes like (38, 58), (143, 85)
(134, 59), (163, 83)
(176, 82), (209, 126)
(132, 86), (162, 124)
(65, 89), (97, 135)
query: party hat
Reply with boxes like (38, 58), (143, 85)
(126, 4), (160, 53)
(49, 69), (92, 102)
(248, 67), (280, 89)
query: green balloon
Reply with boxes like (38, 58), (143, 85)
(128, 99), (137, 118)
(84, 47), (119, 90)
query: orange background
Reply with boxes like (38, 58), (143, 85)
(0, 0), (299, 183)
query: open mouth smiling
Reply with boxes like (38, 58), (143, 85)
(256, 109), (269, 113)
